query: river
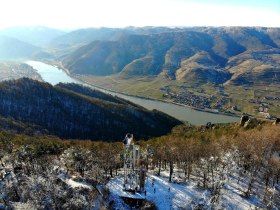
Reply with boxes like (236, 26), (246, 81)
(26, 60), (239, 125)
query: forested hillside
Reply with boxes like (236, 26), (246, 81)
(0, 78), (181, 140)
(62, 27), (280, 85)
(0, 121), (279, 209)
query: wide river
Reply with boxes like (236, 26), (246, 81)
(26, 61), (239, 125)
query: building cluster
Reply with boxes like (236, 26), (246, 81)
(162, 87), (228, 111)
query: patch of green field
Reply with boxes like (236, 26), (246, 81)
(76, 74), (280, 118)
(224, 84), (280, 117)
(77, 74), (181, 99)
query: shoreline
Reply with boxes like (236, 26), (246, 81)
(49, 60), (240, 119)
(77, 76), (239, 118)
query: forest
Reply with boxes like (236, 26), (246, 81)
(0, 121), (279, 209)
(0, 78), (180, 141)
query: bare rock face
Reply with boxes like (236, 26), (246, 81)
(240, 115), (259, 128)
(205, 122), (216, 129)
(273, 118), (280, 125)
(240, 115), (250, 127)
(244, 118), (259, 129)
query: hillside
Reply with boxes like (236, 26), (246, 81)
(0, 26), (66, 47)
(49, 27), (125, 49)
(0, 35), (41, 59)
(62, 27), (280, 85)
(107, 122), (280, 209)
(0, 120), (279, 209)
(48, 26), (185, 50)
(0, 78), (181, 140)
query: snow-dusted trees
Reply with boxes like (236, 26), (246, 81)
(1, 122), (279, 209)
(149, 138), (165, 176)
(2, 149), (98, 209)
(142, 123), (280, 207)
(162, 138), (177, 182)
(60, 147), (92, 177)
(59, 142), (122, 183)
(0, 131), (14, 167)
(176, 138), (198, 180)
(148, 137), (178, 181)
(96, 142), (122, 179)
(233, 127), (280, 200)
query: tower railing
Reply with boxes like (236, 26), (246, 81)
(122, 134), (145, 193)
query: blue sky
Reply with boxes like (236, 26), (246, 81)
(0, 0), (279, 29)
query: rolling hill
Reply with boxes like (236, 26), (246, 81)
(0, 26), (66, 47)
(48, 26), (186, 49)
(0, 35), (41, 59)
(62, 27), (280, 85)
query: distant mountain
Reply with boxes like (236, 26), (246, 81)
(62, 27), (280, 85)
(0, 35), (41, 59)
(225, 49), (280, 85)
(0, 26), (66, 47)
(48, 26), (186, 49)
(0, 78), (181, 140)
(49, 27), (125, 49)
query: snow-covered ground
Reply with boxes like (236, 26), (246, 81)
(10, 202), (36, 210)
(107, 177), (145, 200)
(58, 173), (93, 190)
(106, 170), (273, 210)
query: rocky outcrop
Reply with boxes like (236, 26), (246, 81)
(239, 115), (260, 128)
(273, 118), (280, 125)
(244, 118), (259, 129)
(240, 115), (250, 127)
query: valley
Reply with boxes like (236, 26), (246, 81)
(75, 74), (280, 118)
(1, 26), (280, 120)
(26, 61), (239, 125)
(0, 0), (280, 209)
(56, 27), (280, 120)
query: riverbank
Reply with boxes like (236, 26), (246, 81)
(27, 60), (240, 124)
(0, 61), (43, 82)
(45, 60), (238, 119)
(79, 77), (239, 118)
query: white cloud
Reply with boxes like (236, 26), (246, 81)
(0, 0), (279, 29)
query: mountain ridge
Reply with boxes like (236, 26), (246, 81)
(62, 27), (280, 85)
(0, 35), (41, 59)
(0, 26), (66, 47)
(0, 78), (181, 140)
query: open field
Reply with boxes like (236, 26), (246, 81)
(76, 74), (280, 119)
(75, 74), (171, 99)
